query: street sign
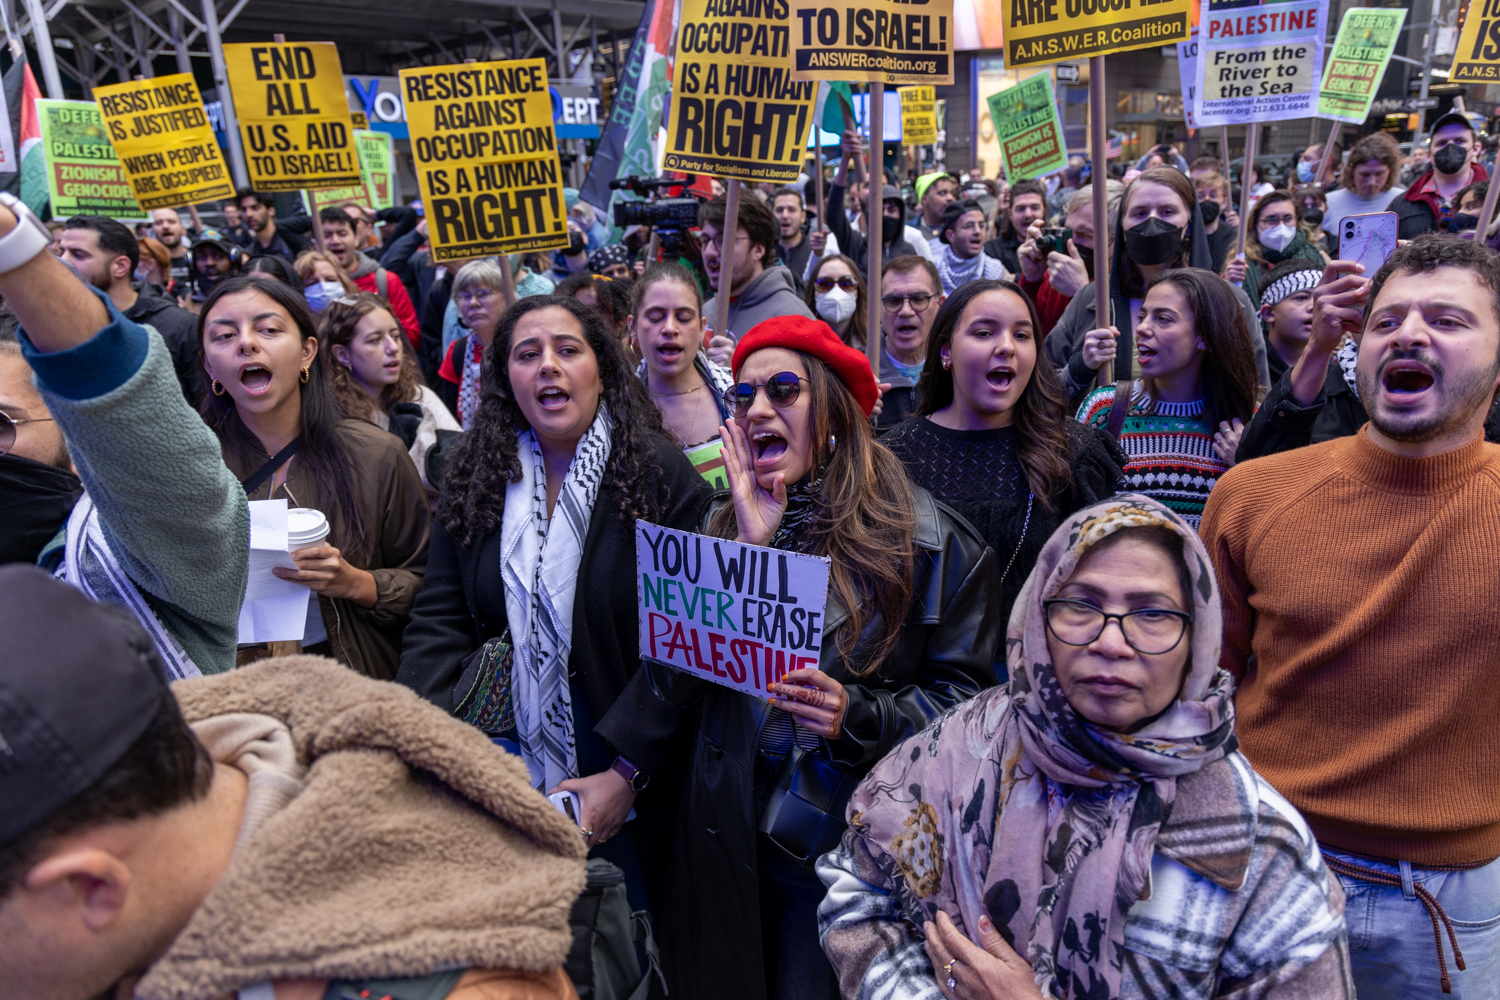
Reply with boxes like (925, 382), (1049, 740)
(1055, 64), (1080, 83)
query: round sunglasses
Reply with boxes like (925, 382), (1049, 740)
(723, 372), (808, 417)
(813, 275), (859, 294)
(0, 409), (55, 456)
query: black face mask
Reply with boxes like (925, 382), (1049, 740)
(1453, 212), (1480, 232)
(1074, 243), (1095, 280)
(0, 452), (81, 565)
(1301, 207), (1325, 226)
(1434, 143), (1470, 176)
(567, 232), (587, 255)
(881, 215), (903, 246)
(1198, 200), (1221, 226)
(1124, 216), (1185, 267)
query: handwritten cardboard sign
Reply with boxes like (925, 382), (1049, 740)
(637, 520), (830, 698)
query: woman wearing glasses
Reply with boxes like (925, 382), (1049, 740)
(803, 254), (868, 351)
(820, 496), (1351, 1000)
(436, 258), (508, 429)
(647, 315), (1001, 1000)
(883, 280), (1125, 633)
(399, 295), (710, 966)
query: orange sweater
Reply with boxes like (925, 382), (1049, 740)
(1201, 428), (1500, 866)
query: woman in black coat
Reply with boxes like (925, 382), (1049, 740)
(398, 295), (711, 926)
(647, 316), (1002, 1000)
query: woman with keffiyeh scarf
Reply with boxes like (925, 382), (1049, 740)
(817, 495), (1353, 1000)
(398, 294), (711, 945)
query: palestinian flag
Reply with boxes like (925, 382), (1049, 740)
(2, 60), (46, 214)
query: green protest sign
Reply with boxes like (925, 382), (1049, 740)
(1317, 7), (1406, 124)
(36, 99), (140, 217)
(986, 74), (1066, 182)
(356, 129), (395, 209)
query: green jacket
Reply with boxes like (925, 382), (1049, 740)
(24, 288), (248, 673)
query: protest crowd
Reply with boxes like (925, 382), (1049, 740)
(8, 4), (1500, 999)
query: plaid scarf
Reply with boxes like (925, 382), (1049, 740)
(847, 495), (1236, 1000)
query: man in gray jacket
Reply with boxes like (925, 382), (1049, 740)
(701, 193), (814, 365)
(0, 193), (246, 676)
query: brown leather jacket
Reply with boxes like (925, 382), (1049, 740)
(229, 418), (430, 679)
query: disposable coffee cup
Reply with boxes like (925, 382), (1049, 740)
(286, 508), (330, 552)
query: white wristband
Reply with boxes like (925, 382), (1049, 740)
(0, 191), (54, 275)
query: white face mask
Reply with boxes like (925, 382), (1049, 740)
(815, 286), (857, 325)
(304, 280), (345, 313)
(1258, 222), (1296, 253)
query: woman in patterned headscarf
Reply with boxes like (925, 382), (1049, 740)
(818, 495), (1354, 1000)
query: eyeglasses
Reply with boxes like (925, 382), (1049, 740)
(723, 372), (808, 417)
(455, 288), (497, 306)
(814, 275), (858, 294)
(695, 231), (750, 253)
(881, 292), (934, 313)
(0, 409), (55, 456)
(1042, 599), (1193, 656)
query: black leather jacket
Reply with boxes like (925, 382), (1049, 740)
(648, 485), (1000, 1000)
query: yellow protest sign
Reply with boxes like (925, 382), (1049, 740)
(663, 0), (817, 183)
(790, 0), (955, 85)
(93, 74), (233, 211)
(1452, 0), (1500, 83)
(1004, 0), (1191, 67)
(399, 58), (567, 261)
(899, 86), (937, 144)
(224, 41), (359, 192)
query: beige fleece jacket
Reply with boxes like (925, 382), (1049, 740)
(136, 656), (587, 1000)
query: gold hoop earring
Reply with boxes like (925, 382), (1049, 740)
(299, 366), (310, 384)
(211, 378), (225, 396)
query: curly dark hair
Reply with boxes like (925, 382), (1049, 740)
(439, 295), (672, 548)
(1367, 232), (1500, 356)
(915, 279), (1074, 506)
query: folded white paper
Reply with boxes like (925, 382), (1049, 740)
(237, 498), (311, 643)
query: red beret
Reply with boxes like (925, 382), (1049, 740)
(731, 315), (879, 417)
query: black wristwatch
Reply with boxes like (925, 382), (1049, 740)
(611, 755), (650, 792)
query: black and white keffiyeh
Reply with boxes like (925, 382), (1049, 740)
(500, 404), (614, 790)
(934, 244), (1007, 295)
(1260, 265), (1321, 309)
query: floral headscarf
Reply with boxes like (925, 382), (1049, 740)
(845, 496), (1236, 1000)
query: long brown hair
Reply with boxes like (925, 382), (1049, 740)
(709, 352), (916, 674)
(915, 280), (1074, 506)
(1143, 268), (1261, 428)
(1244, 190), (1301, 268)
(805, 254), (868, 351)
(196, 276), (368, 556)
(1119, 167), (1198, 298)
(293, 250), (357, 291)
(319, 292), (424, 421)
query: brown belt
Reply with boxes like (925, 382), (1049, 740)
(1323, 854), (1467, 994)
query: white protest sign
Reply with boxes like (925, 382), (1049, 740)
(1193, 0), (1328, 128)
(1178, 30), (1200, 130)
(636, 520), (830, 698)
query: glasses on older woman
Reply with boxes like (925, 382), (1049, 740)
(1042, 599), (1193, 655)
(455, 288), (498, 307)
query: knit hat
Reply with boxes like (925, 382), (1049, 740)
(939, 198), (985, 244)
(1260, 259), (1322, 308)
(589, 243), (632, 273)
(914, 172), (952, 200)
(732, 315), (879, 417)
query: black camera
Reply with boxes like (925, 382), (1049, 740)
(613, 197), (702, 231)
(1036, 227), (1073, 255)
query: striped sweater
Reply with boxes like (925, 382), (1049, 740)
(1077, 382), (1226, 528)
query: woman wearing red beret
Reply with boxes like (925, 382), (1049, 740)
(647, 315), (1002, 1000)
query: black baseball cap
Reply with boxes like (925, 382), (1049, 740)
(1430, 111), (1477, 138)
(939, 198), (986, 244)
(0, 565), (168, 844)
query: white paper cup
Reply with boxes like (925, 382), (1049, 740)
(286, 508), (330, 552)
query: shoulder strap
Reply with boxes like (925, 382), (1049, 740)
(241, 436), (305, 495)
(1104, 380), (1134, 440)
(375, 265), (388, 301)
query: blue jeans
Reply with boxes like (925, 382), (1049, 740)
(1326, 847), (1500, 999)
